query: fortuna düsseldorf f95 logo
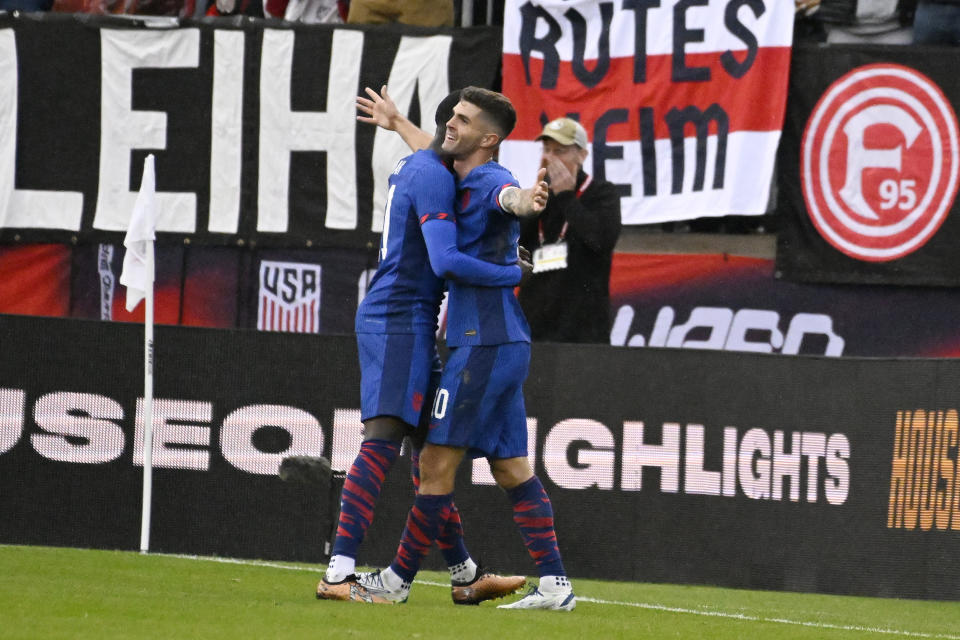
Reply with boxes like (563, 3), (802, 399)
(801, 64), (960, 262)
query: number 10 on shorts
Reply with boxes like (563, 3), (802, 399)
(432, 389), (449, 420)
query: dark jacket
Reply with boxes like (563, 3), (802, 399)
(518, 169), (621, 344)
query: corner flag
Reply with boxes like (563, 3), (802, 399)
(120, 154), (157, 553)
(120, 154), (156, 312)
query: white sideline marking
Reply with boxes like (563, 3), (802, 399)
(573, 596), (960, 640)
(159, 554), (960, 639)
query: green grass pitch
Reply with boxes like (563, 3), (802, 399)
(2, 545), (959, 639)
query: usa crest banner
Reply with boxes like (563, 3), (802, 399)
(776, 44), (960, 287)
(499, 0), (794, 225)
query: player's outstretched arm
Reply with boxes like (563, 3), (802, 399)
(421, 218), (522, 287)
(356, 85), (433, 152)
(499, 168), (549, 218)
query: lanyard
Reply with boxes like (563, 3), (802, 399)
(538, 174), (592, 245)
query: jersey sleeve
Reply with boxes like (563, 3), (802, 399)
(491, 170), (521, 217)
(411, 161), (458, 221)
(420, 218), (522, 287)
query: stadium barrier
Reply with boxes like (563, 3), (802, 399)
(2, 314), (959, 600)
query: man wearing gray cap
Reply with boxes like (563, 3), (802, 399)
(518, 118), (622, 344)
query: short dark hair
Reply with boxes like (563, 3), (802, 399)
(460, 86), (517, 140)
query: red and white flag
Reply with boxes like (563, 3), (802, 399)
(500, 0), (794, 224)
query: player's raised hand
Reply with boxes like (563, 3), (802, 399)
(502, 168), (550, 218)
(356, 85), (401, 130)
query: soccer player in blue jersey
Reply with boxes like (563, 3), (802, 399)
(316, 91), (526, 605)
(354, 87), (576, 611)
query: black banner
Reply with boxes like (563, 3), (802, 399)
(776, 43), (960, 287)
(0, 13), (500, 248)
(3, 314), (960, 600)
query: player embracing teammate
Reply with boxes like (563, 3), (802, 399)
(319, 86), (575, 611)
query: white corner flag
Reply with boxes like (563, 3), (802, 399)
(120, 154), (157, 554)
(120, 154), (156, 312)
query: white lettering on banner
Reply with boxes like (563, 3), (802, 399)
(30, 392), (125, 464)
(772, 429), (801, 501)
(542, 418), (616, 490)
(801, 431), (826, 502)
(722, 426), (737, 496)
(0, 26), (478, 238)
(684, 423), (720, 495)
(2, 390), (328, 474)
(825, 433), (851, 505)
(610, 305), (846, 356)
(95, 29), (199, 233)
(0, 387), (25, 454)
(620, 422), (850, 504)
(0, 31), (84, 231)
(370, 36), (451, 233)
(133, 398), (212, 471)
(739, 427), (771, 500)
(0, 389), (852, 504)
(208, 30), (245, 235)
(258, 29), (362, 233)
(220, 404), (324, 474)
(621, 421), (681, 492)
(332, 409), (363, 472)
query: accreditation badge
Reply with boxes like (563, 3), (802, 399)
(532, 241), (568, 273)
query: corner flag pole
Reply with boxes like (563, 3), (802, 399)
(139, 239), (155, 554)
(119, 154), (157, 554)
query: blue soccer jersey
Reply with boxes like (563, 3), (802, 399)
(356, 150), (453, 335)
(356, 150), (522, 336)
(445, 162), (531, 346)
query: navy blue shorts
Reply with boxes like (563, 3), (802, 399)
(426, 342), (530, 460)
(357, 332), (441, 429)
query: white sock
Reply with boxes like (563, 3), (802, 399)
(448, 557), (479, 584)
(539, 575), (572, 593)
(381, 567), (409, 592)
(325, 555), (355, 583)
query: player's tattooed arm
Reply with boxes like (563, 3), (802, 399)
(356, 85), (432, 152)
(499, 168), (549, 218)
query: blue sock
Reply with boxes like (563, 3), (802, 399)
(330, 439), (401, 559)
(388, 493), (453, 583)
(410, 449), (469, 568)
(506, 476), (566, 577)
(437, 504), (470, 568)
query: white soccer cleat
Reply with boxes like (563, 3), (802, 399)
(497, 585), (576, 611)
(356, 569), (411, 604)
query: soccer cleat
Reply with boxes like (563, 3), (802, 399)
(451, 569), (526, 605)
(497, 585), (577, 611)
(315, 575), (394, 604)
(355, 569), (411, 604)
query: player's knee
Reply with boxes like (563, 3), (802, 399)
(362, 416), (410, 442)
(490, 458), (534, 490)
(418, 445), (462, 493)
